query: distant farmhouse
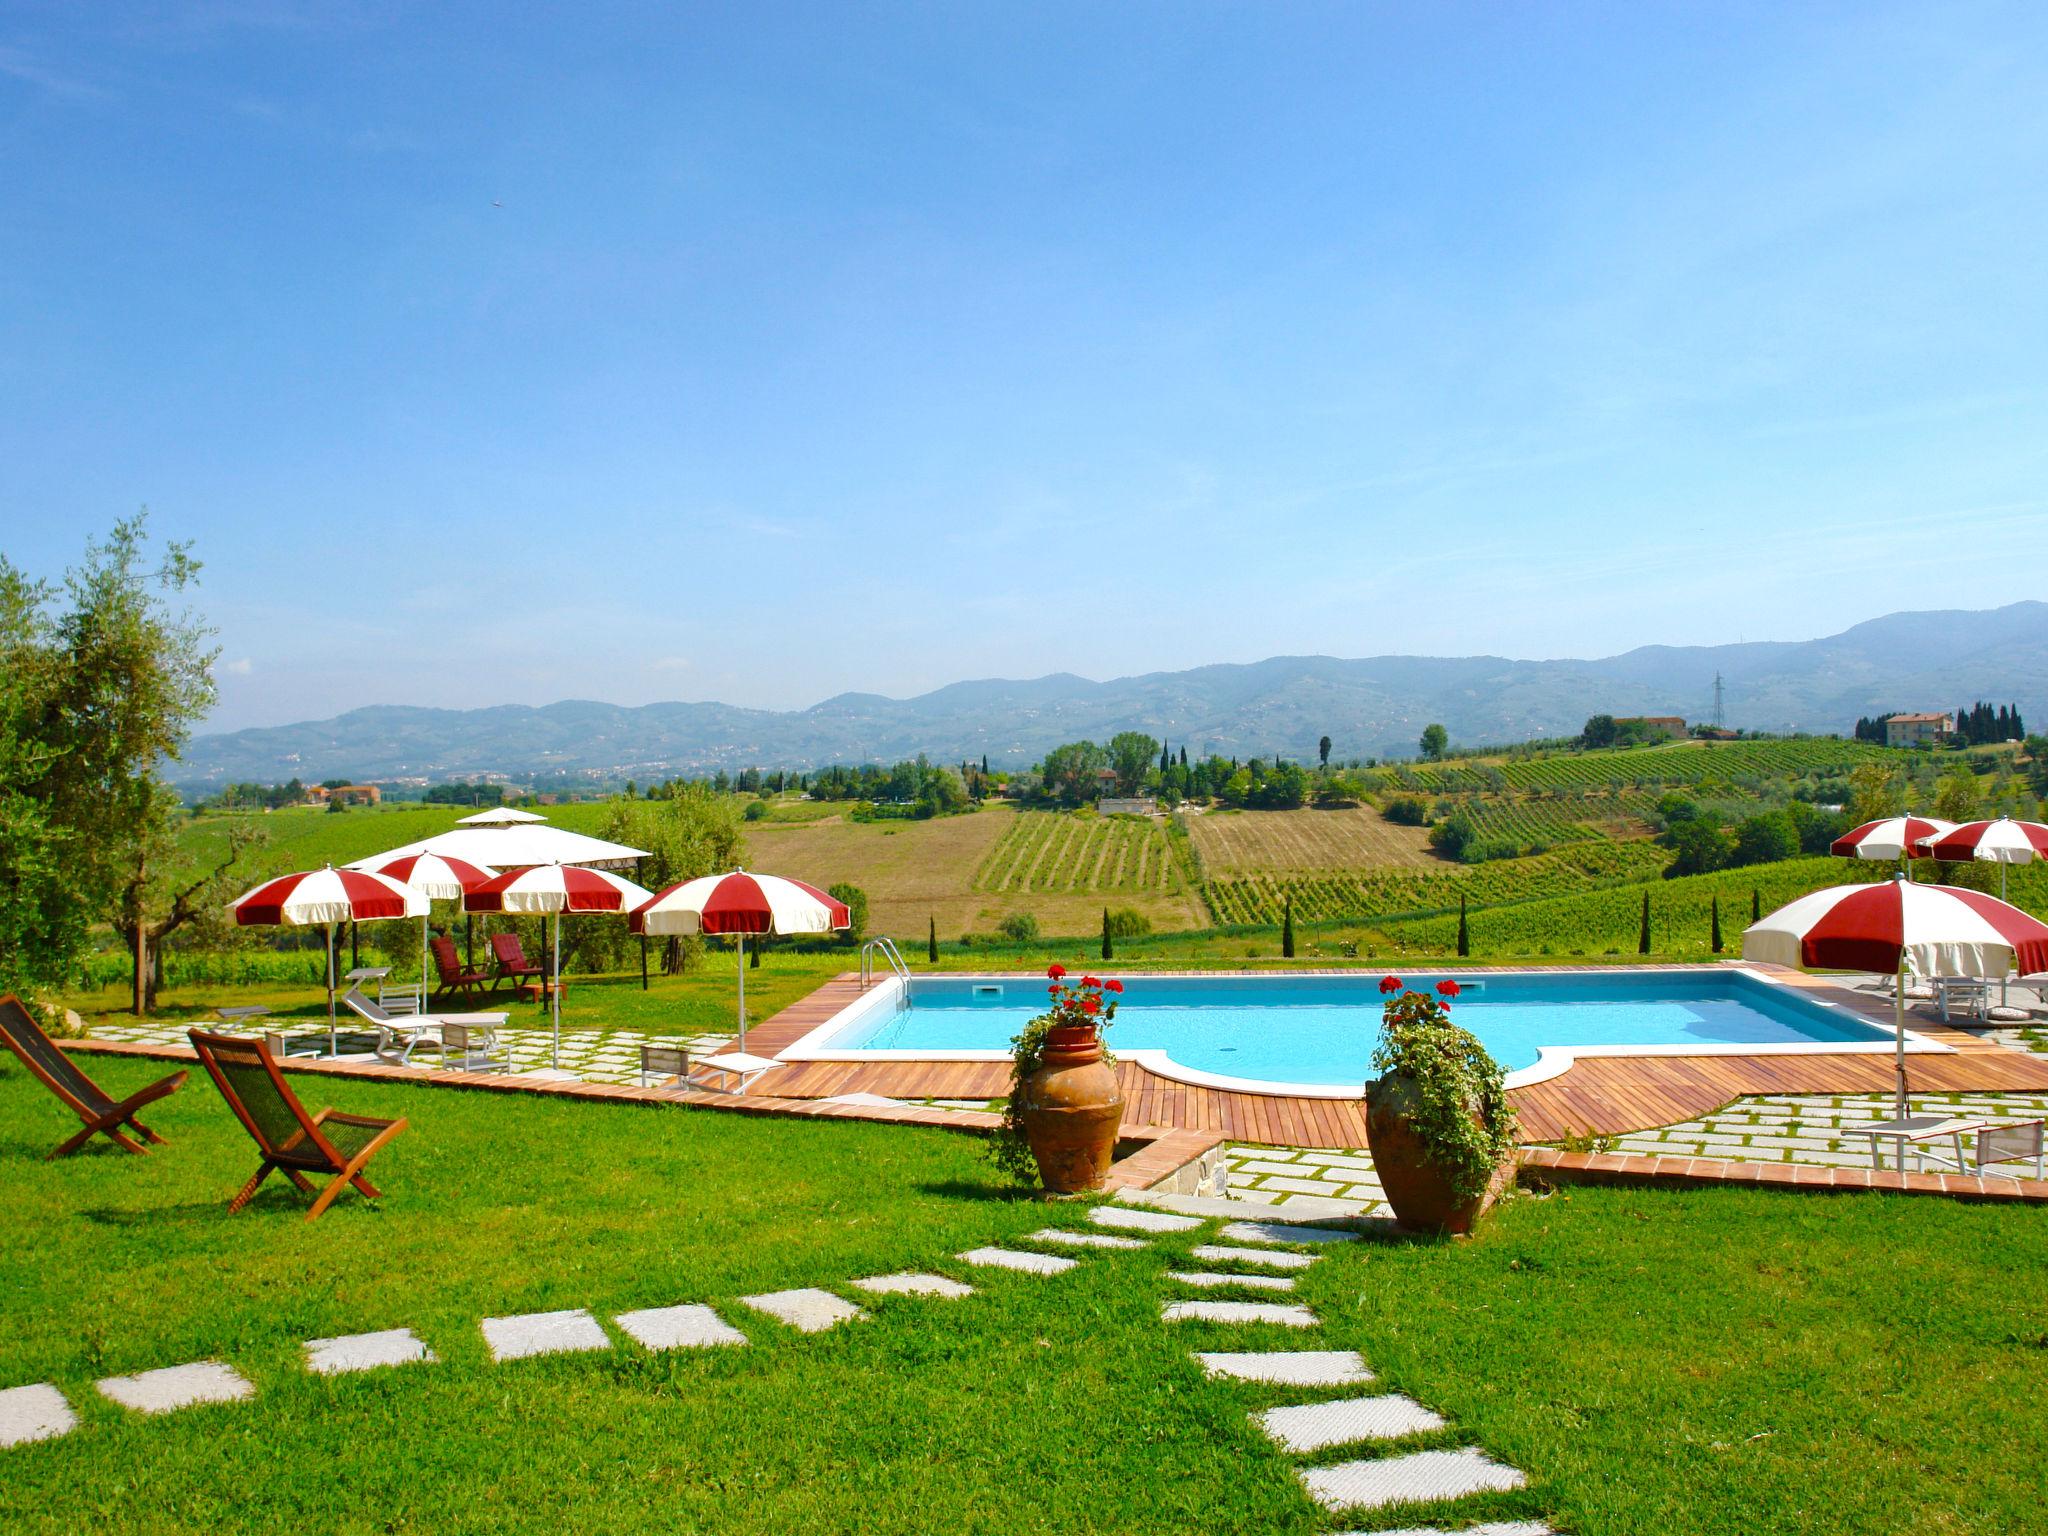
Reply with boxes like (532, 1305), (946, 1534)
(306, 783), (382, 806)
(1098, 796), (1157, 817)
(1884, 711), (1953, 748)
(1618, 716), (1686, 737)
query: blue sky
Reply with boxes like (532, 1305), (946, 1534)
(3, 2), (2045, 732)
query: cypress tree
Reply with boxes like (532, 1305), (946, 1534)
(1752, 887), (1761, 924)
(928, 914), (938, 964)
(1638, 891), (1652, 955)
(1178, 746), (1188, 768)
(1101, 907), (1113, 961)
(981, 754), (989, 775)
(1711, 894), (1723, 954)
(1456, 894), (1470, 957)
(749, 937), (761, 969)
(1282, 897), (1295, 958)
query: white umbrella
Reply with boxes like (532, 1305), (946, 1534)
(374, 822), (649, 872)
(230, 866), (427, 1053)
(1743, 876), (2048, 1114)
(345, 852), (498, 1006)
(630, 869), (850, 1050)
(464, 862), (652, 1067)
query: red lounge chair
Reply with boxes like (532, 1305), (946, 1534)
(429, 935), (491, 1003)
(186, 1029), (407, 1221)
(488, 932), (545, 994)
(0, 994), (187, 1158)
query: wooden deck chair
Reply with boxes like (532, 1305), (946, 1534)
(430, 935), (491, 1003)
(186, 1029), (407, 1221)
(487, 931), (545, 994)
(0, 994), (187, 1158)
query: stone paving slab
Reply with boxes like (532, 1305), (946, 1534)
(1198, 1349), (1374, 1386)
(1026, 1227), (1147, 1251)
(1124, 1189), (1369, 1220)
(1301, 1446), (1527, 1511)
(740, 1288), (868, 1333)
(0, 1383), (75, 1448)
(304, 1328), (436, 1375)
(614, 1304), (749, 1350)
(1190, 1243), (1318, 1271)
(1091, 1205), (1204, 1233)
(1162, 1300), (1319, 1328)
(1258, 1393), (1447, 1453)
(959, 1246), (1078, 1276)
(481, 1308), (613, 1361)
(96, 1361), (254, 1415)
(851, 1273), (975, 1299)
(1353, 1524), (1553, 1536)
(1220, 1220), (1362, 1246)
(1168, 1269), (1297, 1292)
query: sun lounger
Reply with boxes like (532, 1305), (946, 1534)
(338, 985), (508, 1067)
(487, 932), (546, 994)
(1973, 1120), (2045, 1180)
(186, 1028), (407, 1221)
(429, 936), (491, 1003)
(687, 1050), (782, 1094)
(1848, 1113), (1990, 1174)
(0, 994), (188, 1158)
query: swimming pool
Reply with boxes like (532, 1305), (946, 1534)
(783, 969), (1928, 1095)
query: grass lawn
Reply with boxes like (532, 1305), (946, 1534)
(4, 1056), (2047, 1533)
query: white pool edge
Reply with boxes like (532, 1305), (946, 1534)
(773, 967), (1956, 1100)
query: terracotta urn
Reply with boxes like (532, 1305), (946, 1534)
(1019, 1023), (1125, 1194)
(1364, 1072), (1515, 1235)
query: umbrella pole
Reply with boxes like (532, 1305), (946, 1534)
(326, 921), (337, 1056)
(552, 912), (562, 1069)
(737, 933), (747, 1052)
(1893, 954), (1909, 1120)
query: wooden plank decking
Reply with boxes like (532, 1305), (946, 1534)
(749, 971), (2048, 1149)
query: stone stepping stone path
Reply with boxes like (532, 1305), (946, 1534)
(958, 1246), (1077, 1276)
(305, 1328), (436, 1375)
(1090, 1205), (1202, 1234)
(1355, 1524), (1553, 1536)
(1162, 1300), (1320, 1328)
(614, 1304), (750, 1350)
(851, 1273), (974, 1299)
(1190, 1243), (1317, 1271)
(1198, 1350), (1376, 1386)
(0, 1383), (75, 1448)
(1168, 1269), (1297, 1292)
(1258, 1393), (1446, 1453)
(96, 1361), (254, 1415)
(1301, 1446), (1527, 1512)
(1026, 1227), (1146, 1251)
(739, 1288), (868, 1334)
(1219, 1219), (1360, 1247)
(482, 1309), (612, 1361)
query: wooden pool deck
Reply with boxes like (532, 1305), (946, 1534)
(746, 969), (2048, 1147)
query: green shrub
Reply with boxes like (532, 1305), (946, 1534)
(996, 913), (1040, 942)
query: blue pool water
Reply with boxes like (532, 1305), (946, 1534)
(825, 971), (1892, 1088)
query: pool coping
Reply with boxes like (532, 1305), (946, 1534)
(770, 964), (1956, 1098)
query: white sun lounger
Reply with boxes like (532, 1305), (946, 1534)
(340, 986), (509, 1068)
(686, 1051), (782, 1094)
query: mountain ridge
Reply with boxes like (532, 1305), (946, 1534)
(176, 601), (2048, 784)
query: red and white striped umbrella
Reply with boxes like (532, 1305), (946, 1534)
(463, 862), (653, 1067)
(1917, 818), (2048, 866)
(631, 869), (851, 1048)
(347, 851), (499, 900)
(1743, 876), (2048, 1111)
(1830, 815), (1955, 862)
(230, 866), (428, 1052)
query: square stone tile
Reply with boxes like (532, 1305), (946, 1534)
(97, 1361), (254, 1415)
(613, 1304), (749, 1349)
(1261, 1176), (1357, 1197)
(1301, 1446), (1526, 1511)
(0, 1383), (75, 1447)
(1025, 1227), (1146, 1251)
(850, 1273), (974, 1299)
(739, 1288), (868, 1333)
(1258, 1393), (1446, 1453)
(1365, 1525), (1554, 1536)
(958, 1246), (1077, 1276)
(1168, 1269), (1297, 1292)
(304, 1328), (436, 1375)
(1197, 1349), (1373, 1386)
(1236, 1158), (1307, 1176)
(1219, 1220), (1360, 1247)
(481, 1308), (612, 1361)
(1162, 1300), (1319, 1327)
(1190, 1243), (1318, 1271)
(1091, 1206), (1203, 1233)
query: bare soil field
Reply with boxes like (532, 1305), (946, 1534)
(1185, 805), (1438, 876)
(746, 804), (1204, 941)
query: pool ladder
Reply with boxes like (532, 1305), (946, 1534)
(859, 936), (910, 990)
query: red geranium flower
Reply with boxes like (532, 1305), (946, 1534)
(1048, 985), (1060, 997)
(1105, 978), (1124, 994)
(1047, 963), (1067, 980)
(1379, 975), (1403, 994)
(1081, 995), (1100, 1014)
(1437, 979), (1461, 998)
(1081, 975), (1100, 988)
